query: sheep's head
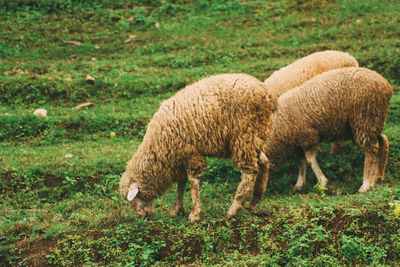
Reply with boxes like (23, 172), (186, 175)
(126, 182), (154, 218)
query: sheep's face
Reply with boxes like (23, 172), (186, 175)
(130, 198), (154, 218)
(127, 182), (154, 218)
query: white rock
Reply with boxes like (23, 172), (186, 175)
(33, 108), (47, 117)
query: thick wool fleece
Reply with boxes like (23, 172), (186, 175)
(120, 73), (276, 204)
(263, 67), (392, 172)
(264, 50), (359, 98)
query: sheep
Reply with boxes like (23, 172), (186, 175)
(248, 67), (392, 208)
(119, 73), (276, 221)
(265, 50), (359, 155)
(264, 50), (359, 98)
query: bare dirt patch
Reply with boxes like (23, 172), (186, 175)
(15, 237), (58, 267)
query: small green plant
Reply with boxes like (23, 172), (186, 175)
(389, 201), (400, 218)
(314, 183), (328, 197)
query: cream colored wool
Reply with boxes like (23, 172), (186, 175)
(120, 73), (276, 220)
(264, 50), (359, 99)
(249, 67), (392, 208)
(265, 50), (359, 154)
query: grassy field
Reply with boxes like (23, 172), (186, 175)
(1, 0), (400, 265)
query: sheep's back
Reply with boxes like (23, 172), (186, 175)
(264, 50), (359, 98)
(278, 67), (392, 143)
(143, 73), (276, 163)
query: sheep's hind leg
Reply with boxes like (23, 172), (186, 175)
(170, 178), (187, 217)
(377, 134), (389, 180)
(305, 147), (328, 188)
(359, 143), (380, 193)
(294, 156), (307, 190)
(186, 156), (207, 221)
(228, 170), (258, 217)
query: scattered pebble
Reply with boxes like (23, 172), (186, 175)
(75, 102), (94, 110)
(86, 74), (95, 84)
(33, 108), (47, 117)
(124, 34), (137, 43)
(66, 40), (83, 46)
(64, 153), (73, 159)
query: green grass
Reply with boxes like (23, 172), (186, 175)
(1, 0), (400, 265)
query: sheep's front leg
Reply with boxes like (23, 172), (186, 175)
(186, 155), (207, 221)
(248, 165), (269, 210)
(248, 153), (270, 209)
(305, 148), (328, 188)
(294, 156), (307, 190)
(228, 170), (257, 217)
(170, 178), (187, 217)
(188, 176), (201, 221)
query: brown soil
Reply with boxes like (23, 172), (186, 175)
(15, 237), (58, 267)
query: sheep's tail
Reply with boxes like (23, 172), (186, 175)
(377, 134), (389, 180)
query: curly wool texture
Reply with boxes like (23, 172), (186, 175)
(264, 50), (359, 98)
(120, 73), (276, 201)
(264, 67), (392, 172)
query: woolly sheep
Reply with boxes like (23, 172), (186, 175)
(119, 73), (276, 221)
(249, 67), (392, 208)
(264, 50), (359, 98)
(265, 50), (359, 154)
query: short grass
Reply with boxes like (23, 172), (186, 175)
(1, 0), (400, 266)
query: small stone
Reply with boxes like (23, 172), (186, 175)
(86, 75), (95, 84)
(75, 102), (94, 110)
(66, 40), (83, 46)
(33, 108), (47, 117)
(124, 34), (137, 43)
(64, 153), (73, 159)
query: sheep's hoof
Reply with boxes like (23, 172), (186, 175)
(227, 203), (243, 218)
(320, 181), (328, 189)
(358, 184), (371, 193)
(294, 183), (305, 191)
(170, 209), (183, 217)
(246, 201), (257, 210)
(188, 212), (200, 221)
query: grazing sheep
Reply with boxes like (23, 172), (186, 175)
(249, 67), (392, 208)
(265, 50), (359, 155)
(264, 50), (359, 98)
(119, 73), (276, 221)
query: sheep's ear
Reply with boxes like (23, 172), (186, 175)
(127, 183), (139, 201)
